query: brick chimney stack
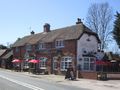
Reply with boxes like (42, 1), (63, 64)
(44, 23), (50, 32)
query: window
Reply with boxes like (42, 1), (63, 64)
(61, 56), (72, 71)
(83, 58), (89, 70)
(53, 57), (58, 70)
(23, 59), (29, 69)
(15, 47), (19, 52)
(83, 57), (95, 71)
(90, 58), (95, 70)
(38, 43), (45, 49)
(40, 61), (46, 68)
(55, 40), (64, 48)
(26, 44), (32, 51)
(39, 57), (47, 69)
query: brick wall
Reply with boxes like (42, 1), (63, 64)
(63, 40), (77, 54)
(78, 71), (98, 79)
(13, 39), (77, 75)
(13, 47), (20, 59)
(13, 46), (26, 59)
(50, 40), (77, 75)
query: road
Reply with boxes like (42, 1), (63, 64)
(0, 69), (89, 90)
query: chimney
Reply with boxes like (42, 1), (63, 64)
(76, 18), (82, 24)
(44, 23), (50, 32)
(31, 31), (35, 35)
(17, 38), (21, 41)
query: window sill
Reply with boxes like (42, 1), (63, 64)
(53, 69), (58, 70)
(81, 70), (96, 72)
(60, 69), (67, 71)
(38, 48), (46, 50)
(55, 46), (64, 48)
(40, 67), (46, 69)
(26, 50), (32, 52)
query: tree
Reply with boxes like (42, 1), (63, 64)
(0, 44), (8, 49)
(113, 12), (120, 48)
(86, 2), (113, 50)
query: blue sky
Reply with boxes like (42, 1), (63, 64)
(0, 0), (120, 50)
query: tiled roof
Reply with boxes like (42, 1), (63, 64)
(12, 35), (33, 47)
(106, 52), (120, 61)
(2, 50), (13, 59)
(0, 49), (7, 56)
(12, 24), (100, 47)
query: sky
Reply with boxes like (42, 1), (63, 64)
(0, 0), (120, 51)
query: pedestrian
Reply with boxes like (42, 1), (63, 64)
(65, 68), (71, 80)
(70, 70), (74, 80)
(65, 66), (75, 80)
(69, 67), (75, 80)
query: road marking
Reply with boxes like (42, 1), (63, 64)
(0, 75), (45, 90)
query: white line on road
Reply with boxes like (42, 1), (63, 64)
(0, 75), (45, 90)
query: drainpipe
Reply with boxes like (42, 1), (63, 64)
(75, 40), (78, 78)
(50, 49), (53, 74)
(49, 43), (53, 74)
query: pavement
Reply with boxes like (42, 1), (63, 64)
(20, 71), (120, 90)
(1, 69), (120, 90)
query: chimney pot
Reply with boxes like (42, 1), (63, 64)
(31, 31), (35, 35)
(44, 23), (50, 32)
(76, 18), (82, 24)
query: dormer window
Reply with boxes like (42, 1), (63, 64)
(55, 40), (64, 48)
(38, 43), (45, 49)
(26, 44), (32, 51)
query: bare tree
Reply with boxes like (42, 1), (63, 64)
(86, 2), (113, 50)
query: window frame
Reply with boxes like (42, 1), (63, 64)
(38, 42), (46, 50)
(55, 40), (64, 48)
(26, 44), (32, 51)
(53, 57), (58, 70)
(23, 59), (29, 69)
(15, 47), (19, 52)
(60, 56), (72, 71)
(83, 57), (95, 71)
(39, 57), (47, 69)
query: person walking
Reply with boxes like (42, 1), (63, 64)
(65, 68), (71, 80)
(65, 65), (75, 80)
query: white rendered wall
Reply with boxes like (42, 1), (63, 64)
(77, 33), (99, 70)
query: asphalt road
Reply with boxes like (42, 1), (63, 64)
(0, 69), (89, 90)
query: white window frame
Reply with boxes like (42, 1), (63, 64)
(15, 47), (19, 52)
(53, 57), (58, 70)
(23, 59), (29, 69)
(39, 57), (47, 69)
(55, 40), (64, 48)
(38, 42), (45, 50)
(26, 44), (32, 51)
(83, 57), (95, 71)
(60, 56), (72, 71)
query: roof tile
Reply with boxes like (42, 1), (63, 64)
(12, 24), (100, 47)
